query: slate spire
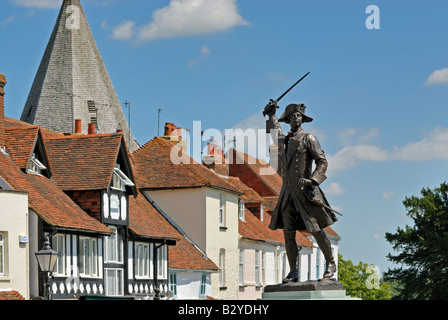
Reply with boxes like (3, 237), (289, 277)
(21, 0), (139, 151)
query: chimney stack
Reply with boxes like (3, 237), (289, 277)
(0, 73), (6, 149)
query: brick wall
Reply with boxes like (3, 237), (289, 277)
(65, 190), (102, 221)
(228, 164), (276, 197)
(0, 73), (6, 149)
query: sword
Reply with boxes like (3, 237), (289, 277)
(263, 72), (311, 116)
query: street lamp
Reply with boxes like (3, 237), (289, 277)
(35, 235), (58, 300)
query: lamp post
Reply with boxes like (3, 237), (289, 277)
(35, 235), (58, 300)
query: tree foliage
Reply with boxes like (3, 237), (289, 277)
(384, 182), (448, 300)
(338, 254), (391, 300)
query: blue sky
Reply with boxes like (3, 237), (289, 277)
(2, 0), (448, 275)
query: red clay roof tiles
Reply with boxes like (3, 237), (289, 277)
(44, 134), (123, 191)
(0, 152), (112, 235)
(0, 290), (25, 300)
(132, 137), (241, 194)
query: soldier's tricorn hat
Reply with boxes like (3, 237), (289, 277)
(278, 104), (313, 123)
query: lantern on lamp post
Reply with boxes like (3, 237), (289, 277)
(35, 235), (58, 300)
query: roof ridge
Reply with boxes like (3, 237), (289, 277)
(45, 133), (120, 140)
(5, 126), (40, 131)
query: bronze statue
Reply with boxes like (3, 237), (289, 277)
(264, 100), (339, 283)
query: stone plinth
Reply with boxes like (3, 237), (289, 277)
(261, 280), (360, 300)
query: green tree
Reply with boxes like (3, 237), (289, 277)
(338, 254), (391, 300)
(384, 182), (448, 300)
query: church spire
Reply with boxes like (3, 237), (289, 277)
(21, 0), (139, 151)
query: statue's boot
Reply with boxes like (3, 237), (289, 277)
(283, 230), (299, 284)
(313, 230), (337, 280)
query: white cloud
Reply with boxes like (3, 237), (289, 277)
(12, 0), (61, 9)
(425, 67), (448, 86)
(137, 0), (249, 42)
(324, 182), (346, 196)
(327, 127), (448, 176)
(188, 45), (212, 66)
(382, 191), (395, 200)
(338, 127), (380, 146)
(112, 21), (136, 40)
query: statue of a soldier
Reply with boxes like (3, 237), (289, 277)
(264, 102), (339, 283)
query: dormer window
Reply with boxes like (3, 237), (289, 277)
(111, 164), (134, 191)
(28, 153), (47, 175)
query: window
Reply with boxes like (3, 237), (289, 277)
(53, 234), (66, 276)
(109, 194), (120, 220)
(281, 252), (287, 281)
(0, 233), (4, 276)
(157, 245), (167, 279)
(105, 226), (123, 263)
(255, 250), (260, 286)
(79, 237), (98, 277)
(105, 268), (124, 296)
(239, 200), (245, 220)
(169, 272), (177, 298)
(219, 249), (225, 288)
(261, 251), (266, 285)
(199, 273), (207, 298)
(28, 153), (46, 175)
(239, 249), (244, 286)
(112, 164), (134, 191)
(260, 204), (264, 222)
(135, 243), (150, 278)
(219, 194), (225, 228)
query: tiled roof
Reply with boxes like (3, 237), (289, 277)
(0, 152), (112, 235)
(132, 137), (241, 194)
(5, 126), (40, 169)
(239, 209), (314, 248)
(231, 148), (283, 196)
(128, 191), (179, 241)
(44, 134), (123, 191)
(169, 237), (219, 271)
(129, 191), (218, 271)
(228, 176), (266, 204)
(0, 290), (25, 300)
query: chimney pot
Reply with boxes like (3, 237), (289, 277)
(88, 123), (96, 135)
(75, 119), (82, 134)
(164, 123), (173, 137)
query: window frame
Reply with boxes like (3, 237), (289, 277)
(79, 236), (99, 278)
(135, 242), (150, 279)
(105, 226), (124, 264)
(52, 234), (66, 276)
(0, 233), (5, 276)
(157, 244), (168, 280)
(199, 273), (207, 298)
(239, 249), (244, 286)
(105, 268), (124, 297)
(219, 194), (226, 228)
(239, 200), (245, 221)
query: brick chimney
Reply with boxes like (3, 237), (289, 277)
(203, 140), (228, 176)
(75, 119), (82, 134)
(0, 73), (6, 149)
(88, 123), (96, 135)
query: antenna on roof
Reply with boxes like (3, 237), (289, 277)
(124, 100), (135, 145)
(158, 108), (162, 137)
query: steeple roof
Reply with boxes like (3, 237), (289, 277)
(21, 0), (139, 151)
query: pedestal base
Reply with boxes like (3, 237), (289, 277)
(261, 280), (360, 300)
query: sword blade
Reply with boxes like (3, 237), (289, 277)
(275, 72), (310, 103)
